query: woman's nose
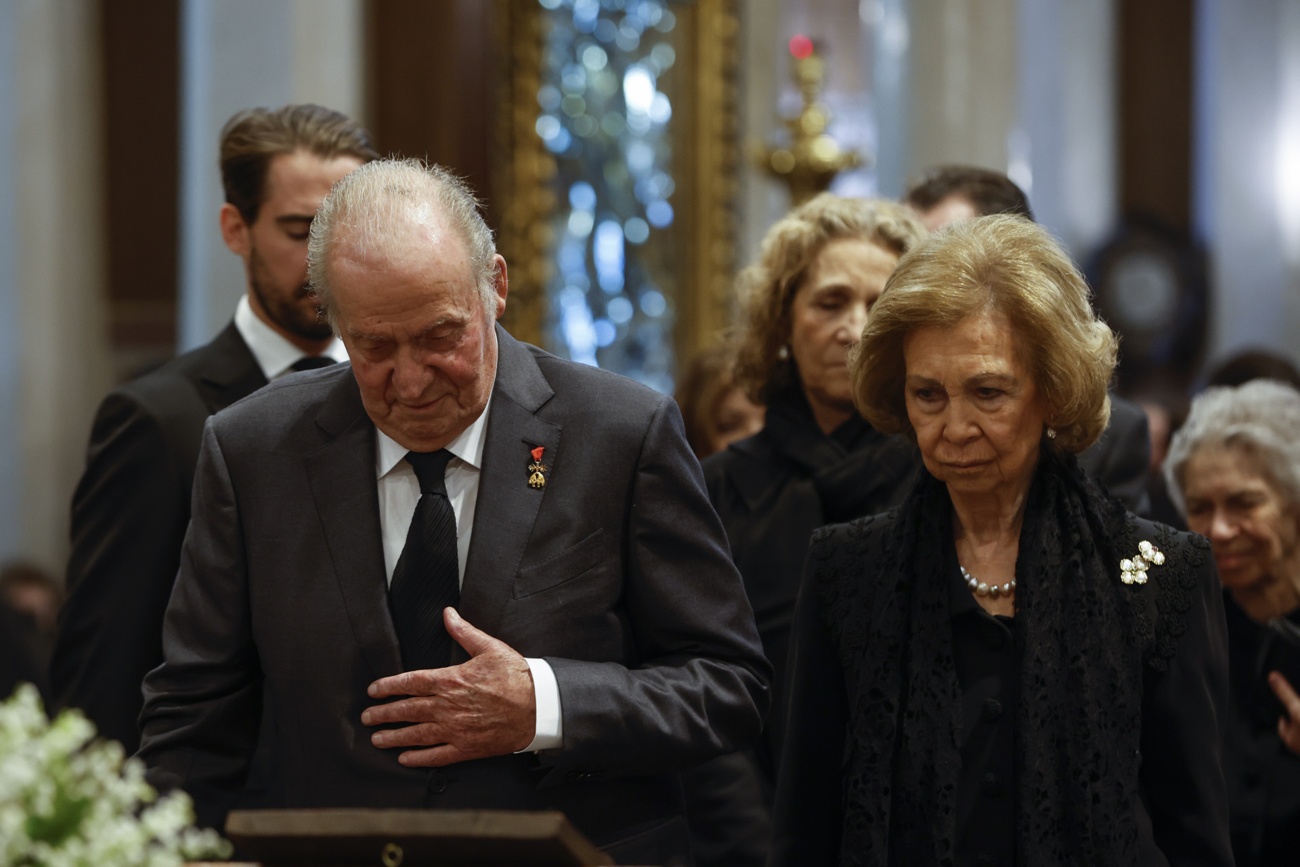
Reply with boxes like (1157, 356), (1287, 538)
(1207, 508), (1237, 541)
(941, 400), (977, 442)
(838, 303), (869, 344)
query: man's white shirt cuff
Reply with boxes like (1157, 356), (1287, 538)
(521, 657), (562, 752)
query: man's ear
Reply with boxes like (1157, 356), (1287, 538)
(491, 254), (509, 320)
(220, 203), (251, 257)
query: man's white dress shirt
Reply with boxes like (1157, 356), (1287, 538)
(374, 397), (562, 753)
(233, 294), (348, 379)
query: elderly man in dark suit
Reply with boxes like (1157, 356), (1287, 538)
(138, 159), (769, 866)
(50, 105), (377, 753)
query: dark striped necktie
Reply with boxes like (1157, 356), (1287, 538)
(388, 450), (460, 670)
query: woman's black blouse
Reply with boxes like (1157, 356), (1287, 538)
(949, 570), (1018, 867)
(771, 513), (1234, 867)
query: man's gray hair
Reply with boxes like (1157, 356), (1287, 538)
(307, 158), (499, 328)
(1164, 378), (1300, 517)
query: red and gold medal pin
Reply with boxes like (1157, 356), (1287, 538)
(527, 445), (548, 489)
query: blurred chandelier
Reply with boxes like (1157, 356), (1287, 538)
(755, 35), (863, 205)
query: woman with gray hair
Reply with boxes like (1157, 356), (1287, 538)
(1164, 379), (1300, 865)
(772, 215), (1232, 866)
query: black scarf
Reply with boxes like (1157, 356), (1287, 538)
(818, 449), (1196, 866)
(762, 384), (918, 523)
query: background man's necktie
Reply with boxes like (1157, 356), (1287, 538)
(389, 450), (459, 670)
(290, 356), (336, 372)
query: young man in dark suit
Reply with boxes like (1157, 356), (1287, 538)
(138, 159), (769, 866)
(50, 105), (377, 752)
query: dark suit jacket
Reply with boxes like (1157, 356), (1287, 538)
(1079, 393), (1152, 515)
(138, 327), (769, 863)
(1, 603), (50, 703)
(50, 323), (266, 751)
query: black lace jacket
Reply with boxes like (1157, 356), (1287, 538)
(770, 454), (1234, 867)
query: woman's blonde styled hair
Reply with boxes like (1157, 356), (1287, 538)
(851, 215), (1117, 454)
(732, 194), (926, 402)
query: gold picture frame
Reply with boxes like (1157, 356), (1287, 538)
(493, 0), (739, 368)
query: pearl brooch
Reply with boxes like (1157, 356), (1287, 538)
(961, 565), (1015, 598)
(1120, 540), (1165, 585)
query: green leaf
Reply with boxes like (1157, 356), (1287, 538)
(24, 792), (93, 846)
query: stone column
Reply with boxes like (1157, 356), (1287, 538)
(1194, 0), (1300, 365)
(0, 0), (112, 573)
(879, 0), (1118, 258)
(906, 0), (1019, 182)
(1016, 0), (1118, 256)
(0, 0), (366, 573)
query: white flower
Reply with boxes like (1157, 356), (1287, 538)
(0, 683), (233, 865)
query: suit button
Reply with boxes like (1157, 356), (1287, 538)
(982, 698), (1002, 721)
(428, 774), (448, 794)
(981, 772), (1003, 797)
(564, 769), (603, 781)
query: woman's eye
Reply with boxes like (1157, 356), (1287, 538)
(1232, 495), (1265, 512)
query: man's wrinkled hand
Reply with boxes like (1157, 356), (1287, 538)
(361, 607), (536, 767)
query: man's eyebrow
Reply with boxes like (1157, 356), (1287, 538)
(274, 214), (314, 225)
(417, 317), (467, 337)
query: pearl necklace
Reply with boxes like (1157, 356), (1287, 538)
(961, 565), (1015, 599)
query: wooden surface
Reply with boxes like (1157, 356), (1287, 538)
(223, 808), (613, 866)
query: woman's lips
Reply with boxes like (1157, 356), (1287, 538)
(941, 459), (991, 471)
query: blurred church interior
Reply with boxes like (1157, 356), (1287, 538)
(2, 0), (1298, 578)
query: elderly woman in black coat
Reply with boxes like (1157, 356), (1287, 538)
(1164, 379), (1300, 866)
(772, 215), (1232, 866)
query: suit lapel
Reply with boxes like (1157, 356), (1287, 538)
(197, 323), (269, 412)
(304, 370), (403, 678)
(458, 327), (559, 646)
